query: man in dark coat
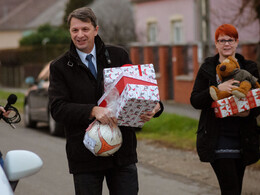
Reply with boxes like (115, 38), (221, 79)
(48, 7), (163, 195)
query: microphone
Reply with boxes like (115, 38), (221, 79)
(0, 94), (17, 116)
(4, 94), (17, 111)
(0, 94), (20, 128)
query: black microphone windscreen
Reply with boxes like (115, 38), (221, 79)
(7, 94), (17, 105)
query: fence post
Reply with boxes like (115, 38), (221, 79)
(172, 45), (196, 104)
(192, 44), (199, 79)
(130, 45), (140, 64)
(143, 45), (154, 64)
(241, 43), (257, 61)
(158, 45), (169, 100)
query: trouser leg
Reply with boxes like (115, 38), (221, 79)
(73, 172), (104, 195)
(235, 159), (245, 194)
(106, 164), (139, 195)
(210, 158), (245, 195)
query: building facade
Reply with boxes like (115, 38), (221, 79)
(132, 0), (259, 45)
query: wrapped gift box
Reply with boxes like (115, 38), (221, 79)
(99, 72), (157, 107)
(98, 73), (159, 127)
(211, 88), (260, 118)
(116, 84), (159, 127)
(103, 64), (156, 90)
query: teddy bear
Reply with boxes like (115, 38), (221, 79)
(209, 56), (260, 101)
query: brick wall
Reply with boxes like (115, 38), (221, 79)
(130, 43), (258, 104)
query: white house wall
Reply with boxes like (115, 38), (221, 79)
(133, 0), (259, 45)
(133, 0), (196, 44)
(0, 31), (22, 49)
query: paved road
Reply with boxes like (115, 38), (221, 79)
(163, 100), (200, 119)
(0, 122), (220, 195)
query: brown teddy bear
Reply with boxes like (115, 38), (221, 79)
(210, 56), (260, 101)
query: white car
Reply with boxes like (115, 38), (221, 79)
(0, 150), (43, 195)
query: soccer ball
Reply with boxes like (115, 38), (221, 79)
(83, 120), (122, 157)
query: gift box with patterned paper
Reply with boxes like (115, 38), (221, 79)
(98, 73), (159, 127)
(103, 64), (156, 91)
(115, 84), (159, 127)
(211, 88), (260, 118)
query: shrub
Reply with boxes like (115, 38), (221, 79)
(20, 24), (70, 46)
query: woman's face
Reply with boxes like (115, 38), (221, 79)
(215, 35), (238, 59)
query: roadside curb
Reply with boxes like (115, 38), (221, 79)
(162, 100), (200, 120)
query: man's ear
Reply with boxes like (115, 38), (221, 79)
(94, 25), (99, 36)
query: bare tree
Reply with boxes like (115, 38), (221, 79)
(239, 0), (260, 25)
(90, 0), (136, 46)
(236, 0), (260, 65)
(211, 0), (258, 30)
(210, 0), (260, 65)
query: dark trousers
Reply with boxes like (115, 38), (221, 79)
(73, 164), (138, 195)
(210, 158), (246, 195)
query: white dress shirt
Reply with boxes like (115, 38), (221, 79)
(76, 45), (97, 72)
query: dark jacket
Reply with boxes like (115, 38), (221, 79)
(49, 35), (141, 174)
(190, 53), (260, 165)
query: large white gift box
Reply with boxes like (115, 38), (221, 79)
(116, 84), (159, 127)
(98, 73), (159, 127)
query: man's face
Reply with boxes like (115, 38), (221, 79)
(69, 17), (98, 53)
(215, 35), (238, 59)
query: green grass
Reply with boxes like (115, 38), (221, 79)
(0, 90), (25, 113)
(137, 113), (198, 150)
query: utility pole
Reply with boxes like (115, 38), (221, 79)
(197, 0), (211, 60)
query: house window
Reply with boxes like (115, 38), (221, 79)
(170, 17), (183, 44)
(147, 21), (157, 43)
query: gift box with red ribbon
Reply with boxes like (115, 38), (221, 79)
(116, 84), (159, 127)
(99, 73), (157, 107)
(103, 64), (156, 91)
(98, 73), (159, 127)
(211, 88), (260, 118)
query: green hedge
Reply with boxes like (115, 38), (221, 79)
(20, 24), (70, 46)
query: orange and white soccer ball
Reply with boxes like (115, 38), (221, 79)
(83, 120), (122, 157)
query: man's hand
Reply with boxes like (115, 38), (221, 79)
(140, 102), (161, 123)
(90, 106), (117, 128)
(218, 79), (240, 93)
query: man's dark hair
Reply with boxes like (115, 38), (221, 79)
(67, 7), (97, 28)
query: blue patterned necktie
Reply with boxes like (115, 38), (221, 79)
(86, 54), (97, 79)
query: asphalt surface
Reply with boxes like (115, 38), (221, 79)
(162, 100), (200, 119)
(0, 121), (220, 195)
